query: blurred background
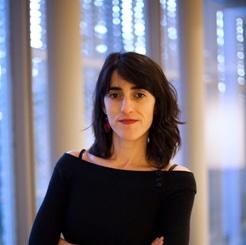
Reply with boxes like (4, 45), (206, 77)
(0, 0), (245, 244)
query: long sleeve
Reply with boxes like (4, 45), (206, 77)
(157, 173), (196, 245)
(28, 156), (70, 245)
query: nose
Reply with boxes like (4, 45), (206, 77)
(120, 97), (134, 114)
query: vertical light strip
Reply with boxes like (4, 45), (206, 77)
(235, 17), (245, 86)
(160, 0), (178, 80)
(160, 0), (184, 164)
(0, 0), (16, 244)
(121, 0), (134, 51)
(30, 0), (50, 209)
(81, 0), (94, 55)
(216, 11), (226, 93)
(30, 0), (44, 49)
(112, 0), (122, 51)
(94, 0), (108, 54)
(133, 0), (146, 54)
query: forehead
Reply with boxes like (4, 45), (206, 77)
(110, 71), (130, 86)
(110, 70), (141, 90)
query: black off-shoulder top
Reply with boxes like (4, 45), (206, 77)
(28, 152), (196, 245)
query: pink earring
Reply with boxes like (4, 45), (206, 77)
(104, 116), (111, 133)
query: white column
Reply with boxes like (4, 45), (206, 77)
(46, 0), (84, 164)
(178, 1), (209, 245)
(9, 0), (35, 244)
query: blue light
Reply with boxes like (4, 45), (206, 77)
(94, 23), (107, 34)
(218, 82), (226, 93)
(112, 18), (120, 25)
(94, 0), (103, 7)
(237, 67), (245, 77)
(112, 5), (120, 12)
(236, 34), (244, 42)
(168, 27), (177, 40)
(30, 0), (44, 48)
(217, 37), (224, 46)
(237, 51), (244, 59)
(96, 44), (107, 53)
(134, 23), (145, 35)
(237, 77), (245, 85)
(217, 54), (225, 63)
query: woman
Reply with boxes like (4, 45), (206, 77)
(28, 52), (196, 245)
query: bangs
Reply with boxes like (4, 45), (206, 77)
(116, 66), (156, 96)
(99, 52), (161, 99)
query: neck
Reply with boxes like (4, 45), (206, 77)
(110, 134), (149, 168)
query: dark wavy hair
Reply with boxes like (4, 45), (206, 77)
(89, 52), (182, 169)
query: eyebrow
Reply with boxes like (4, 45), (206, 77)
(109, 86), (143, 91)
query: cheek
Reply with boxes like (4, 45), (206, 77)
(104, 100), (118, 117)
(103, 98), (111, 114)
(147, 112), (154, 125)
(145, 105), (155, 127)
(146, 102), (155, 118)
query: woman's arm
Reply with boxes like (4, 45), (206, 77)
(157, 174), (196, 245)
(58, 237), (165, 245)
(58, 238), (74, 245)
(28, 156), (70, 245)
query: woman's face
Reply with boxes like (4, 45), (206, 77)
(104, 71), (156, 142)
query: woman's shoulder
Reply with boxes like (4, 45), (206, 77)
(165, 162), (192, 172)
(165, 163), (196, 193)
(173, 165), (192, 172)
(54, 150), (84, 171)
(66, 150), (81, 158)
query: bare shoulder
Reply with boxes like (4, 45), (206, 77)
(66, 150), (80, 158)
(173, 165), (192, 172)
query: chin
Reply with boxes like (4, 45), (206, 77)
(114, 131), (147, 142)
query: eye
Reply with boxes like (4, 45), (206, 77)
(107, 91), (121, 99)
(134, 92), (146, 99)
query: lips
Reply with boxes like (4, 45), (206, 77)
(118, 119), (138, 125)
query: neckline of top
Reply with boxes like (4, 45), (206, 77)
(64, 153), (193, 175)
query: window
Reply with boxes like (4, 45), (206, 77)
(30, 0), (50, 209)
(204, 1), (246, 244)
(80, 0), (147, 147)
(161, 0), (246, 244)
(0, 0), (16, 244)
(160, 0), (179, 81)
(160, 0), (185, 164)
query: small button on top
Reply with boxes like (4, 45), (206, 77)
(155, 170), (163, 187)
